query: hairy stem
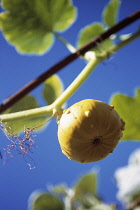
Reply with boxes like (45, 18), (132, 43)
(52, 29), (140, 108)
(0, 30), (139, 123)
(0, 10), (140, 114)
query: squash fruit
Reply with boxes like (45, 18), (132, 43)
(58, 99), (125, 163)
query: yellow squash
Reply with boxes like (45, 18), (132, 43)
(58, 99), (125, 163)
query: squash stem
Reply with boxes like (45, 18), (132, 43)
(0, 30), (140, 123)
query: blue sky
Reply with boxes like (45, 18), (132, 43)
(0, 1), (140, 210)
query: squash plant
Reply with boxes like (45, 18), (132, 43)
(0, 0), (140, 209)
(0, 0), (140, 165)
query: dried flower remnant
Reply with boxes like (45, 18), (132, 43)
(0, 122), (37, 169)
(0, 114), (55, 168)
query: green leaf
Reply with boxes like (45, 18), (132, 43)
(74, 172), (97, 200)
(0, 0), (76, 55)
(102, 0), (120, 27)
(88, 203), (116, 210)
(77, 23), (113, 55)
(77, 194), (100, 209)
(51, 185), (68, 197)
(29, 192), (64, 210)
(43, 74), (64, 105)
(110, 88), (140, 140)
(4, 95), (49, 133)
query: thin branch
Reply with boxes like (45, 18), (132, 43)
(0, 10), (140, 114)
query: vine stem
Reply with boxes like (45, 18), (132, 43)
(0, 10), (140, 114)
(0, 30), (140, 123)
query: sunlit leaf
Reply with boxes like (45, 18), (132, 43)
(43, 74), (64, 105)
(3, 95), (49, 133)
(51, 184), (68, 197)
(77, 23), (113, 55)
(74, 172), (97, 200)
(77, 194), (100, 209)
(29, 192), (64, 210)
(88, 203), (116, 210)
(0, 0), (77, 55)
(102, 0), (120, 27)
(110, 88), (140, 140)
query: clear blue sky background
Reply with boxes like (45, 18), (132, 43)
(0, 1), (140, 210)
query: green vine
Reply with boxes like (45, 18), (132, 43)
(0, 30), (139, 123)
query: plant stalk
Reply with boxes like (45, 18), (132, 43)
(0, 10), (140, 114)
(0, 30), (139, 123)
